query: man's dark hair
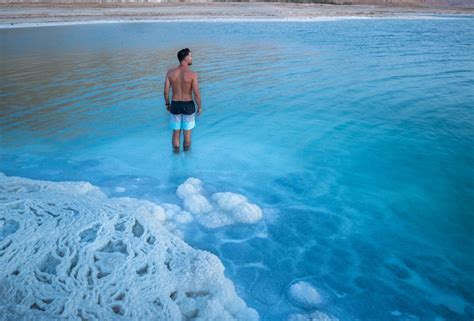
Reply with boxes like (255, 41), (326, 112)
(177, 48), (191, 62)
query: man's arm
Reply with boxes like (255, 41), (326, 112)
(192, 73), (202, 115)
(164, 73), (171, 111)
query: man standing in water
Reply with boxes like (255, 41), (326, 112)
(164, 48), (202, 152)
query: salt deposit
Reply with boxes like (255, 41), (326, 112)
(287, 281), (323, 309)
(177, 178), (263, 228)
(0, 172), (259, 321)
(287, 311), (339, 321)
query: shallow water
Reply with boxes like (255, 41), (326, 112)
(1, 17), (474, 321)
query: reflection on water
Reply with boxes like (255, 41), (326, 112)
(1, 38), (290, 146)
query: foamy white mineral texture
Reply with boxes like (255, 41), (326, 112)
(287, 281), (323, 309)
(287, 311), (339, 321)
(0, 172), (259, 321)
(176, 178), (263, 228)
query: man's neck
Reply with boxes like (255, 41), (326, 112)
(179, 63), (189, 69)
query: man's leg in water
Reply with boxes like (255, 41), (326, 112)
(172, 130), (181, 152)
(183, 130), (192, 151)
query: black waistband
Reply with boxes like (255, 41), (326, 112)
(171, 100), (194, 104)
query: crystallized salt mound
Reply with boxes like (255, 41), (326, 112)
(177, 178), (263, 228)
(114, 186), (126, 193)
(287, 281), (323, 309)
(161, 203), (194, 225)
(287, 311), (339, 321)
(0, 172), (259, 321)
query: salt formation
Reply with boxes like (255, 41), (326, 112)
(176, 178), (263, 228)
(287, 281), (323, 309)
(287, 311), (339, 321)
(0, 172), (259, 321)
(286, 282), (337, 321)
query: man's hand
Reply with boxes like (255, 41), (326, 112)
(166, 104), (170, 112)
(164, 73), (171, 110)
(196, 107), (202, 116)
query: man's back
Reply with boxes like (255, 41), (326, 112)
(167, 66), (195, 101)
(164, 48), (201, 152)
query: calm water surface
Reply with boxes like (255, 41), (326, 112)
(1, 17), (473, 321)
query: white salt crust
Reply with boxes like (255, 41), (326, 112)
(177, 178), (263, 228)
(0, 172), (259, 321)
(287, 310), (339, 321)
(286, 282), (339, 321)
(0, 16), (462, 29)
(287, 281), (323, 309)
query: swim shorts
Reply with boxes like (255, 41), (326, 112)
(169, 100), (196, 130)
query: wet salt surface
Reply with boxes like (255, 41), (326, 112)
(0, 173), (259, 320)
(1, 18), (473, 320)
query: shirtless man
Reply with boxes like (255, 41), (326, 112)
(164, 48), (202, 152)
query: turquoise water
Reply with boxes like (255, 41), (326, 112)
(1, 17), (474, 320)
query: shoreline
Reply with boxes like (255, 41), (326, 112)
(1, 2), (472, 28)
(2, 15), (470, 29)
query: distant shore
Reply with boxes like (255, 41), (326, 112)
(0, 2), (473, 27)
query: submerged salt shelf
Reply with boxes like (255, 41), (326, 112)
(0, 172), (259, 321)
(0, 173), (340, 321)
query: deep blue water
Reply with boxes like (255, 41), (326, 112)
(1, 16), (473, 321)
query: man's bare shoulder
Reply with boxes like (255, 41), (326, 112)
(166, 68), (177, 76)
(166, 68), (195, 77)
